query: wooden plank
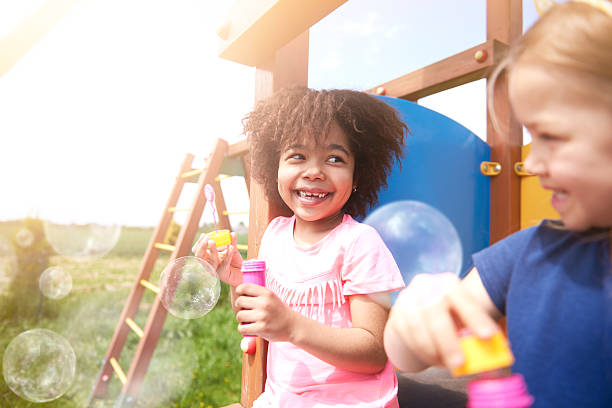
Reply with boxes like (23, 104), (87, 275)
(236, 32), (308, 408)
(365, 40), (507, 101)
(218, 0), (346, 66)
(89, 154), (194, 400)
(228, 139), (249, 157)
(486, 0), (523, 243)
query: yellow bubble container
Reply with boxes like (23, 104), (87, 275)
(452, 332), (515, 377)
(207, 230), (231, 247)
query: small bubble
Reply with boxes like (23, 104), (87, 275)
(159, 256), (220, 319)
(15, 228), (34, 248)
(39, 266), (72, 299)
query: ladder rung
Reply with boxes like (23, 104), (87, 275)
(168, 207), (191, 213)
(181, 168), (203, 178)
(140, 279), (159, 294)
(236, 244), (248, 251)
(214, 174), (231, 182)
(125, 318), (144, 338)
(109, 357), (127, 385)
(222, 210), (249, 215)
(154, 243), (176, 252)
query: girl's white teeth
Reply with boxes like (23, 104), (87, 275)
(298, 191), (327, 198)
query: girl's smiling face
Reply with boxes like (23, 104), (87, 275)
(277, 121), (355, 230)
(509, 61), (612, 231)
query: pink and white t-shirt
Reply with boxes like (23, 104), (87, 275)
(253, 214), (405, 408)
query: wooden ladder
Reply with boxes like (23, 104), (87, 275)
(88, 138), (250, 407)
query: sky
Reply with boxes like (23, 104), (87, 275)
(0, 0), (539, 228)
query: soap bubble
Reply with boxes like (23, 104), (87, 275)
(0, 236), (18, 294)
(39, 267), (72, 299)
(2, 329), (76, 403)
(159, 256), (220, 319)
(15, 228), (34, 248)
(364, 201), (462, 302)
(43, 220), (121, 259)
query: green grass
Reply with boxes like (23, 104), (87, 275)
(0, 222), (248, 407)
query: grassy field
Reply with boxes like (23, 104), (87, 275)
(0, 222), (247, 408)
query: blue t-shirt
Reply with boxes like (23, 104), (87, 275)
(473, 221), (612, 408)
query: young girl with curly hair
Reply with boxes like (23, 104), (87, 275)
(194, 86), (408, 407)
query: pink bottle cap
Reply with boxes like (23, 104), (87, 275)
(467, 374), (534, 408)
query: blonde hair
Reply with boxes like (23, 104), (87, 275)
(488, 1), (612, 129)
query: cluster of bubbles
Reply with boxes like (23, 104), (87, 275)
(2, 329), (76, 403)
(1, 211), (122, 402)
(159, 256), (221, 319)
(364, 200), (462, 303)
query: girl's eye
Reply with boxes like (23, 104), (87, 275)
(286, 153), (305, 160)
(538, 133), (560, 142)
(328, 156), (345, 164)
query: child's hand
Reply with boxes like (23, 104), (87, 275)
(234, 284), (297, 342)
(384, 272), (500, 372)
(192, 231), (243, 287)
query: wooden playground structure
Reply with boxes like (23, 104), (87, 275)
(86, 0), (557, 406)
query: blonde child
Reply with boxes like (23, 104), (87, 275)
(194, 87), (407, 407)
(384, 2), (612, 407)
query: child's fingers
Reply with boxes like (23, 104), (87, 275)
(446, 288), (499, 339)
(424, 300), (464, 368)
(191, 233), (206, 256)
(236, 283), (267, 297)
(391, 307), (443, 367)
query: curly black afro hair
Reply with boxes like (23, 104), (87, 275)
(243, 86), (408, 219)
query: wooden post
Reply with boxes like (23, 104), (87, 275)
(242, 30), (309, 408)
(486, 0), (523, 243)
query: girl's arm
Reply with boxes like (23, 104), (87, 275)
(235, 285), (390, 374)
(383, 269), (502, 373)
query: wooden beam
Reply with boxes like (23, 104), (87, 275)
(365, 40), (508, 101)
(486, 0), (523, 243)
(217, 0), (346, 66)
(239, 31), (309, 408)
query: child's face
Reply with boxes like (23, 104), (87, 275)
(277, 121), (355, 226)
(509, 61), (612, 231)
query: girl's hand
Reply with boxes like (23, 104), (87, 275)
(384, 271), (500, 372)
(234, 284), (298, 342)
(192, 231), (243, 287)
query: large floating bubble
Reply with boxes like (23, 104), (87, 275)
(159, 256), (220, 319)
(2, 329), (76, 403)
(364, 200), (462, 300)
(43, 220), (121, 259)
(39, 266), (72, 299)
(0, 236), (18, 295)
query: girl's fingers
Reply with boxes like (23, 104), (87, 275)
(191, 233), (205, 256)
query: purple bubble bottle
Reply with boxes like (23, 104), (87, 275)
(452, 331), (534, 408)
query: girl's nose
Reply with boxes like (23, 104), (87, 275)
(302, 162), (325, 180)
(523, 151), (546, 176)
